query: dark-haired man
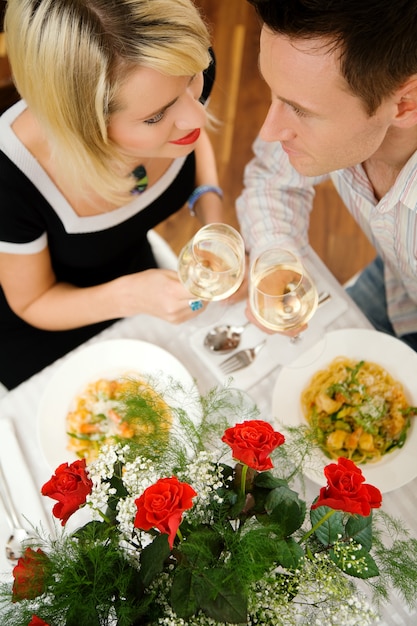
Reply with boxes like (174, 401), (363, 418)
(237, 0), (417, 350)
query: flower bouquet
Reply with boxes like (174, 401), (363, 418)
(1, 386), (417, 626)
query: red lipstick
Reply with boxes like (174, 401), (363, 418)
(169, 128), (201, 146)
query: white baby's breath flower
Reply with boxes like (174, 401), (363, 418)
(85, 443), (130, 513)
(116, 495), (137, 538)
(176, 450), (227, 525)
(87, 443), (129, 481)
(121, 456), (159, 496)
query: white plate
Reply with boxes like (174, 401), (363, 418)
(272, 328), (417, 493)
(37, 339), (200, 470)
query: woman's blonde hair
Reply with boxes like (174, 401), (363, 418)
(5, 0), (212, 204)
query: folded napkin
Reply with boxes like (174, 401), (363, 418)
(0, 418), (51, 577)
(189, 279), (348, 390)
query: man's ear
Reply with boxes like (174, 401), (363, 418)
(393, 76), (417, 127)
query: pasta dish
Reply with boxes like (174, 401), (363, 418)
(66, 376), (172, 463)
(301, 357), (416, 464)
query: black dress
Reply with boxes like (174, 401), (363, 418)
(0, 55), (215, 389)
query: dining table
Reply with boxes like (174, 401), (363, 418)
(0, 246), (416, 626)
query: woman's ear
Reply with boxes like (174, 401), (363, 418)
(393, 76), (417, 127)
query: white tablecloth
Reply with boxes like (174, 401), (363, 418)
(1, 249), (416, 624)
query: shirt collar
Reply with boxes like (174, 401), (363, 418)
(379, 149), (417, 211)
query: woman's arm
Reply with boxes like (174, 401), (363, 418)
(190, 128), (224, 224)
(0, 248), (201, 329)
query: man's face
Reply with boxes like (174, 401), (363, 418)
(258, 27), (397, 176)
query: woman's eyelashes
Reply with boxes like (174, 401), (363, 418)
(143, 75), (201, 125)
(144, 110), (166, 125)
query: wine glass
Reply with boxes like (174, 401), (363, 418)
(178, 223), (245, 325)
(249, 248), (318, 337)
(178, 223), (245, 301)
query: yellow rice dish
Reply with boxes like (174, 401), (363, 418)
(301, 357), (416, 464)
(66, 376), (172, 463)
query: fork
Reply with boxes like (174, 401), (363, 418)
(218, 291), (332, 374)
(219, 339), (267, 374)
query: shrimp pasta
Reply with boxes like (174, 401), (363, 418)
(301, 357), (416, 464)
(66, 376), (172, 463)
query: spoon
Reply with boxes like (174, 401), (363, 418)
(204, 321), (250, 353)
(204, 291), (331, 354)
(0, 462), (32, 562)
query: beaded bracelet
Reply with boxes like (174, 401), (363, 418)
(187, 185), (223, 216)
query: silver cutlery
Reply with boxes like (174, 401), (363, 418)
(0, 461), (32, 562)
(204, 321), (250, 353)
(219, 339), (267, 375)
(316, 290), (331, 308)
(217, 291), (332, 374)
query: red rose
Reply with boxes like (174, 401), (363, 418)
(311, 457), (382, 516)
(12, 548), (49, 602)
(41, 459), (93, 525)
(221, 420), (285, 471)
(134, 476), (197, 548)
(28, 616), (50, 626)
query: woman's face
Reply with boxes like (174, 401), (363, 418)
(107, 66), (207, 162)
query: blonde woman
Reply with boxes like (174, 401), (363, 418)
(0, 0), (224, 388)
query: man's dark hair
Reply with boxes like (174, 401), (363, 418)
(247, 0), (417, 115)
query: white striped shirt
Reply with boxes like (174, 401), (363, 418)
(236, 136), (417, 336)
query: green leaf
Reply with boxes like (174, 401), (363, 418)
(179, 527), (224, 566)
(236, 530), (304, 573)
(253, 471), (287, 490)
(275, 538), (305, 569)
(252, 473), (288, 514)
(345, 512), (373, 551)
(228, 490), (248, 518)
(72, 520), (108, 542)
(171, 569), (198, 618)
(65, 606), (100, 626)
(263, 485), (306, 536)
(310, 506), (345, 545)
(139, 533), (171, 586)
(193, 568), (247, 624)
(236, 528), (281, 578)
(330, 544), (379, 579)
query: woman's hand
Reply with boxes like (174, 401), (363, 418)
(116, 268), (207, 324)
